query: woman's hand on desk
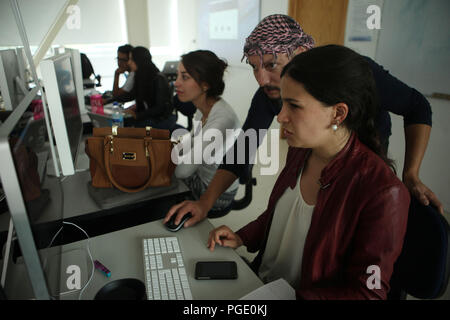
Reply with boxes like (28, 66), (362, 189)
(207, 225), (243, 252)
(164, 200), (209, 228)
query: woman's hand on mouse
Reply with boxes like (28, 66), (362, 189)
(164, 200), (209, 228)
(207, 225), (243, 252)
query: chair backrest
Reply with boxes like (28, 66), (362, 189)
(172, 95), (196, 132)
(389, 197), (450, 299)
(208, 165), (257, 219)
(81, 53), (101, 88)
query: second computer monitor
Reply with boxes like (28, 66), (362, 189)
(65, 48), (87, 115)
(40, 53), (83, 176)
(0, 49), (24, 111)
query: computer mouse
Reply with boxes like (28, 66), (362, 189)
(165, 213), (192, 232)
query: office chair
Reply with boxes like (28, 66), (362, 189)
(0, 285), (7, 300)
(388, 196), (450, 300)
(81, 53), (101, 89)
(208, 166), (257, 219)
(172, 96), (195, 132)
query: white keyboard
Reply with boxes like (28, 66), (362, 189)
(142, 237), (193, 300)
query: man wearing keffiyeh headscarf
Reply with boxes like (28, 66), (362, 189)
(242, 14), (314, 100)
(165, 14), (440, 229)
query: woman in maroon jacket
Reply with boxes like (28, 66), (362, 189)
(207, 45), (410, 300)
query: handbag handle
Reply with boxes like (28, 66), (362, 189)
(103, 138), (156, 193)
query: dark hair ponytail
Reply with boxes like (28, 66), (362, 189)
(131, 46), (159, 79)
(281, 45), (395, 171)
(131, 46), (160, 103)
(181, 50), (228, 98)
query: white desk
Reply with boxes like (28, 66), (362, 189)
(54, 219), (263, 300)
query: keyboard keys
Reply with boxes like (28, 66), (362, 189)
(145, 255), (150, 270)
(154, 239), (161, 254)
(160, 238), (167, 254)
(176, 253), (184, 267)
(172, 268), (184, 300)
(156, 255), (163, 269)
(142, 237), (192, 300)
(147, 239), (154, 255)
(150, 255), (156, 270)
(151, 270), (160, 299)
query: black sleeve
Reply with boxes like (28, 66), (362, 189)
(113, 90), (135, 103)
(135, 74), (173, 120)
(173, 95), (196, 117)
(219, 88), (279, 182)
(366, 57), (432, 128)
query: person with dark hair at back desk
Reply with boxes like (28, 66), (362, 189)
(164, 14), (443, 229)
(113, 44), (134, 98)
(124, 46), (176, 130)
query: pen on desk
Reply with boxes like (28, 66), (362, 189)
(94, 260), (111, 277)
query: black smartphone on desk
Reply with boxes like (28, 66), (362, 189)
(195, 261), (238, 280)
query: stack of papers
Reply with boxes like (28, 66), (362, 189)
(240, 278), (296, 300)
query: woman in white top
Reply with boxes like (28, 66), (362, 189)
(171, 50), (240, 213)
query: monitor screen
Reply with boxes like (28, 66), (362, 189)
(40, 53), (83, 176)
(0, 49), (24, 111)
(0, 111), (63, 299)
(15, 47), (30, 93)
(64, 48), (87, 115)
(54, 56), (82, 163)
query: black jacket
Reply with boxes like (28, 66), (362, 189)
(135, 72), (173, 121)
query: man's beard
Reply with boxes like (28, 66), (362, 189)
(263, 85), (281, 101)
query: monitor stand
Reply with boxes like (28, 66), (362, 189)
(75, 152), (90, 172)
(46, 157), (58, 177)
(46, 147), (89, 177)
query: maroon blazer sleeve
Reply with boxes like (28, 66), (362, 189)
(236, 208), (272, 253)
(297, 184), (410, 300)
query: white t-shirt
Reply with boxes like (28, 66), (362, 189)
(174, 98), (241, 193)
(121, 71), (135, 92)
(258, 170), (315, 288)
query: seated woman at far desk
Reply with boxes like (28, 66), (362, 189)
(168, 50), (241, 213)
(124, 46), (176, 130)
(207, 45), (410, 300)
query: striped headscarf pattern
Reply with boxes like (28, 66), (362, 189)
(242, 14), (315, 64)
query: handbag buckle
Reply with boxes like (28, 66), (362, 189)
(122, 152), (136, 161)
(112, 125), (119, 136)
(108, 135), (114, 153)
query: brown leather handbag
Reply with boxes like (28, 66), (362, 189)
(85, 126), (176, 193)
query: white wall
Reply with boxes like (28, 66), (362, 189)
(344, 0), (384, 59)
(147, 0), (187, 69)
(146, 0), (289, 125)
(222, 0), (289, 125)
(125, 0), (150, 48)
(261, 0), (289, 19)
(0, 0), (127, 46)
